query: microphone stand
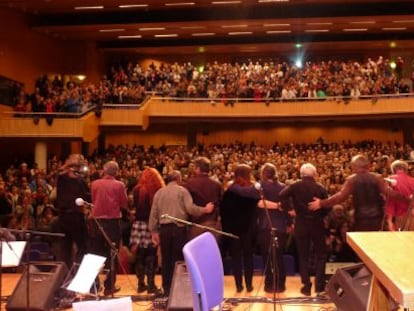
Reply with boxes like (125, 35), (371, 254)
(258, 188), (278, 311)
(89, 216), (118, 297)
(161, 214), (239, 239)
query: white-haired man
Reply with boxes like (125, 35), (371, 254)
(279, 163), (329, 297)
(385, 160), (414, 231)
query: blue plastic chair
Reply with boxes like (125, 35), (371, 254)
(182, 232), (224, 311)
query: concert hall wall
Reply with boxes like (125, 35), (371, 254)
(103, 120), (402, 149)
(0, 8), (105, 91)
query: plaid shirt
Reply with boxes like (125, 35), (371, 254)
(130, 220), (153, 248)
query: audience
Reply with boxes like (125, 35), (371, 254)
(1, 139), (413, 280)
(13, 56), (412, 114)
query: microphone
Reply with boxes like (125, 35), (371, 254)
(384, 178), (398, 187)
(254, 182), (264, 198)
(75, 198), (94, 208)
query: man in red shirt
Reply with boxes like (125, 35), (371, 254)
(385, 160), (414, 231)
(90, 161), (128, 296)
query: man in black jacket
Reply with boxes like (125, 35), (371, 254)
(279, 163), (328, 297)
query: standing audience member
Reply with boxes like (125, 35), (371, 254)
(0, 184), (13, 227)
(324, 204), (353, 262)
(90, 161), (128, 296)
(148, 170), (214, 296)
(184, 157), (222, 240)
(55, 154), (90, 270)
(257, 163), (292, 293)
(385, 160), (414, 231)
(130, 168), (165, 294)
(279, 163), (329, 297)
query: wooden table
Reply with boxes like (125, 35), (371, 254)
(347, 231), (414, 310)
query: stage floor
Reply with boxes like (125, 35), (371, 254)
(2, 273), (335, 311)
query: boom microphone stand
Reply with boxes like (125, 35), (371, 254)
(160, 214), (239, 240)
(89, 217), (118, 297)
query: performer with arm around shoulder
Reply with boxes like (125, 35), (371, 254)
(279, 163), (329, 297)
(148, 170), (214, 296)
(220, 164), (281, 293)
(130, 167), (165, 294)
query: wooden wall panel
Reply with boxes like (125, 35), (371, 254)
(104, 124), (189, 148)
(0, 9), (102, 90)
(103, 121), (402, 148)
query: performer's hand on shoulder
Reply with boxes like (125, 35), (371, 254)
(308, 197), (321, 211)
(204, 202), (214, 214)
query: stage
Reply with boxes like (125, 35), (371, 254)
(2, 273), (334, 311)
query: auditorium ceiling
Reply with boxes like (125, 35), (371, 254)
(1, 0), (414, 57)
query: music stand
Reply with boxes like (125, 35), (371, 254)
(0, 241), (26, 310)
(62, 253), (107, 298)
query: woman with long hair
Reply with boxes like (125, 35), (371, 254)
(130, 167), (165, 294)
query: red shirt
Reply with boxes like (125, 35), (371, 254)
(385, 171), (414, 217)
(91, 175), (128, 219)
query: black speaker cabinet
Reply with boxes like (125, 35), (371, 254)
(7, 261), (68, 311)
(167, 261), (193, 311)
(326, 263), (372, 311)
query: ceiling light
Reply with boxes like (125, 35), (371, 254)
(118, 35), (142, 39)
(139, 27), (166, 31)
(392, 19), (414, 23)
(99, 29), (125, 32)
(192, 33), (216, 36)
(181, 26), (206, 29)
(74, 6), (104, 10)
(263, 23), (290, 27)
(165, 2), (195, 6)
(382, 27), (407, 31)
(266, 30), (291, 34)
(307, 22), (333, 26)
(228, 32), (253, 35)
(118, 4), (148, 8)
(305, 29), (329, 33)
(349, 21), (376, 24)
(258, 0), (289, 2)
(222, 24), (248, 28)
(154, 34), (178, 37)
(343, 28), (368, 32)
(211, 1), (241, 4)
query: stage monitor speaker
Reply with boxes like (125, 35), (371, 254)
(326, 263), (372, 311)
(7, 261), (68, 311)
(167, 261), (193, 311)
